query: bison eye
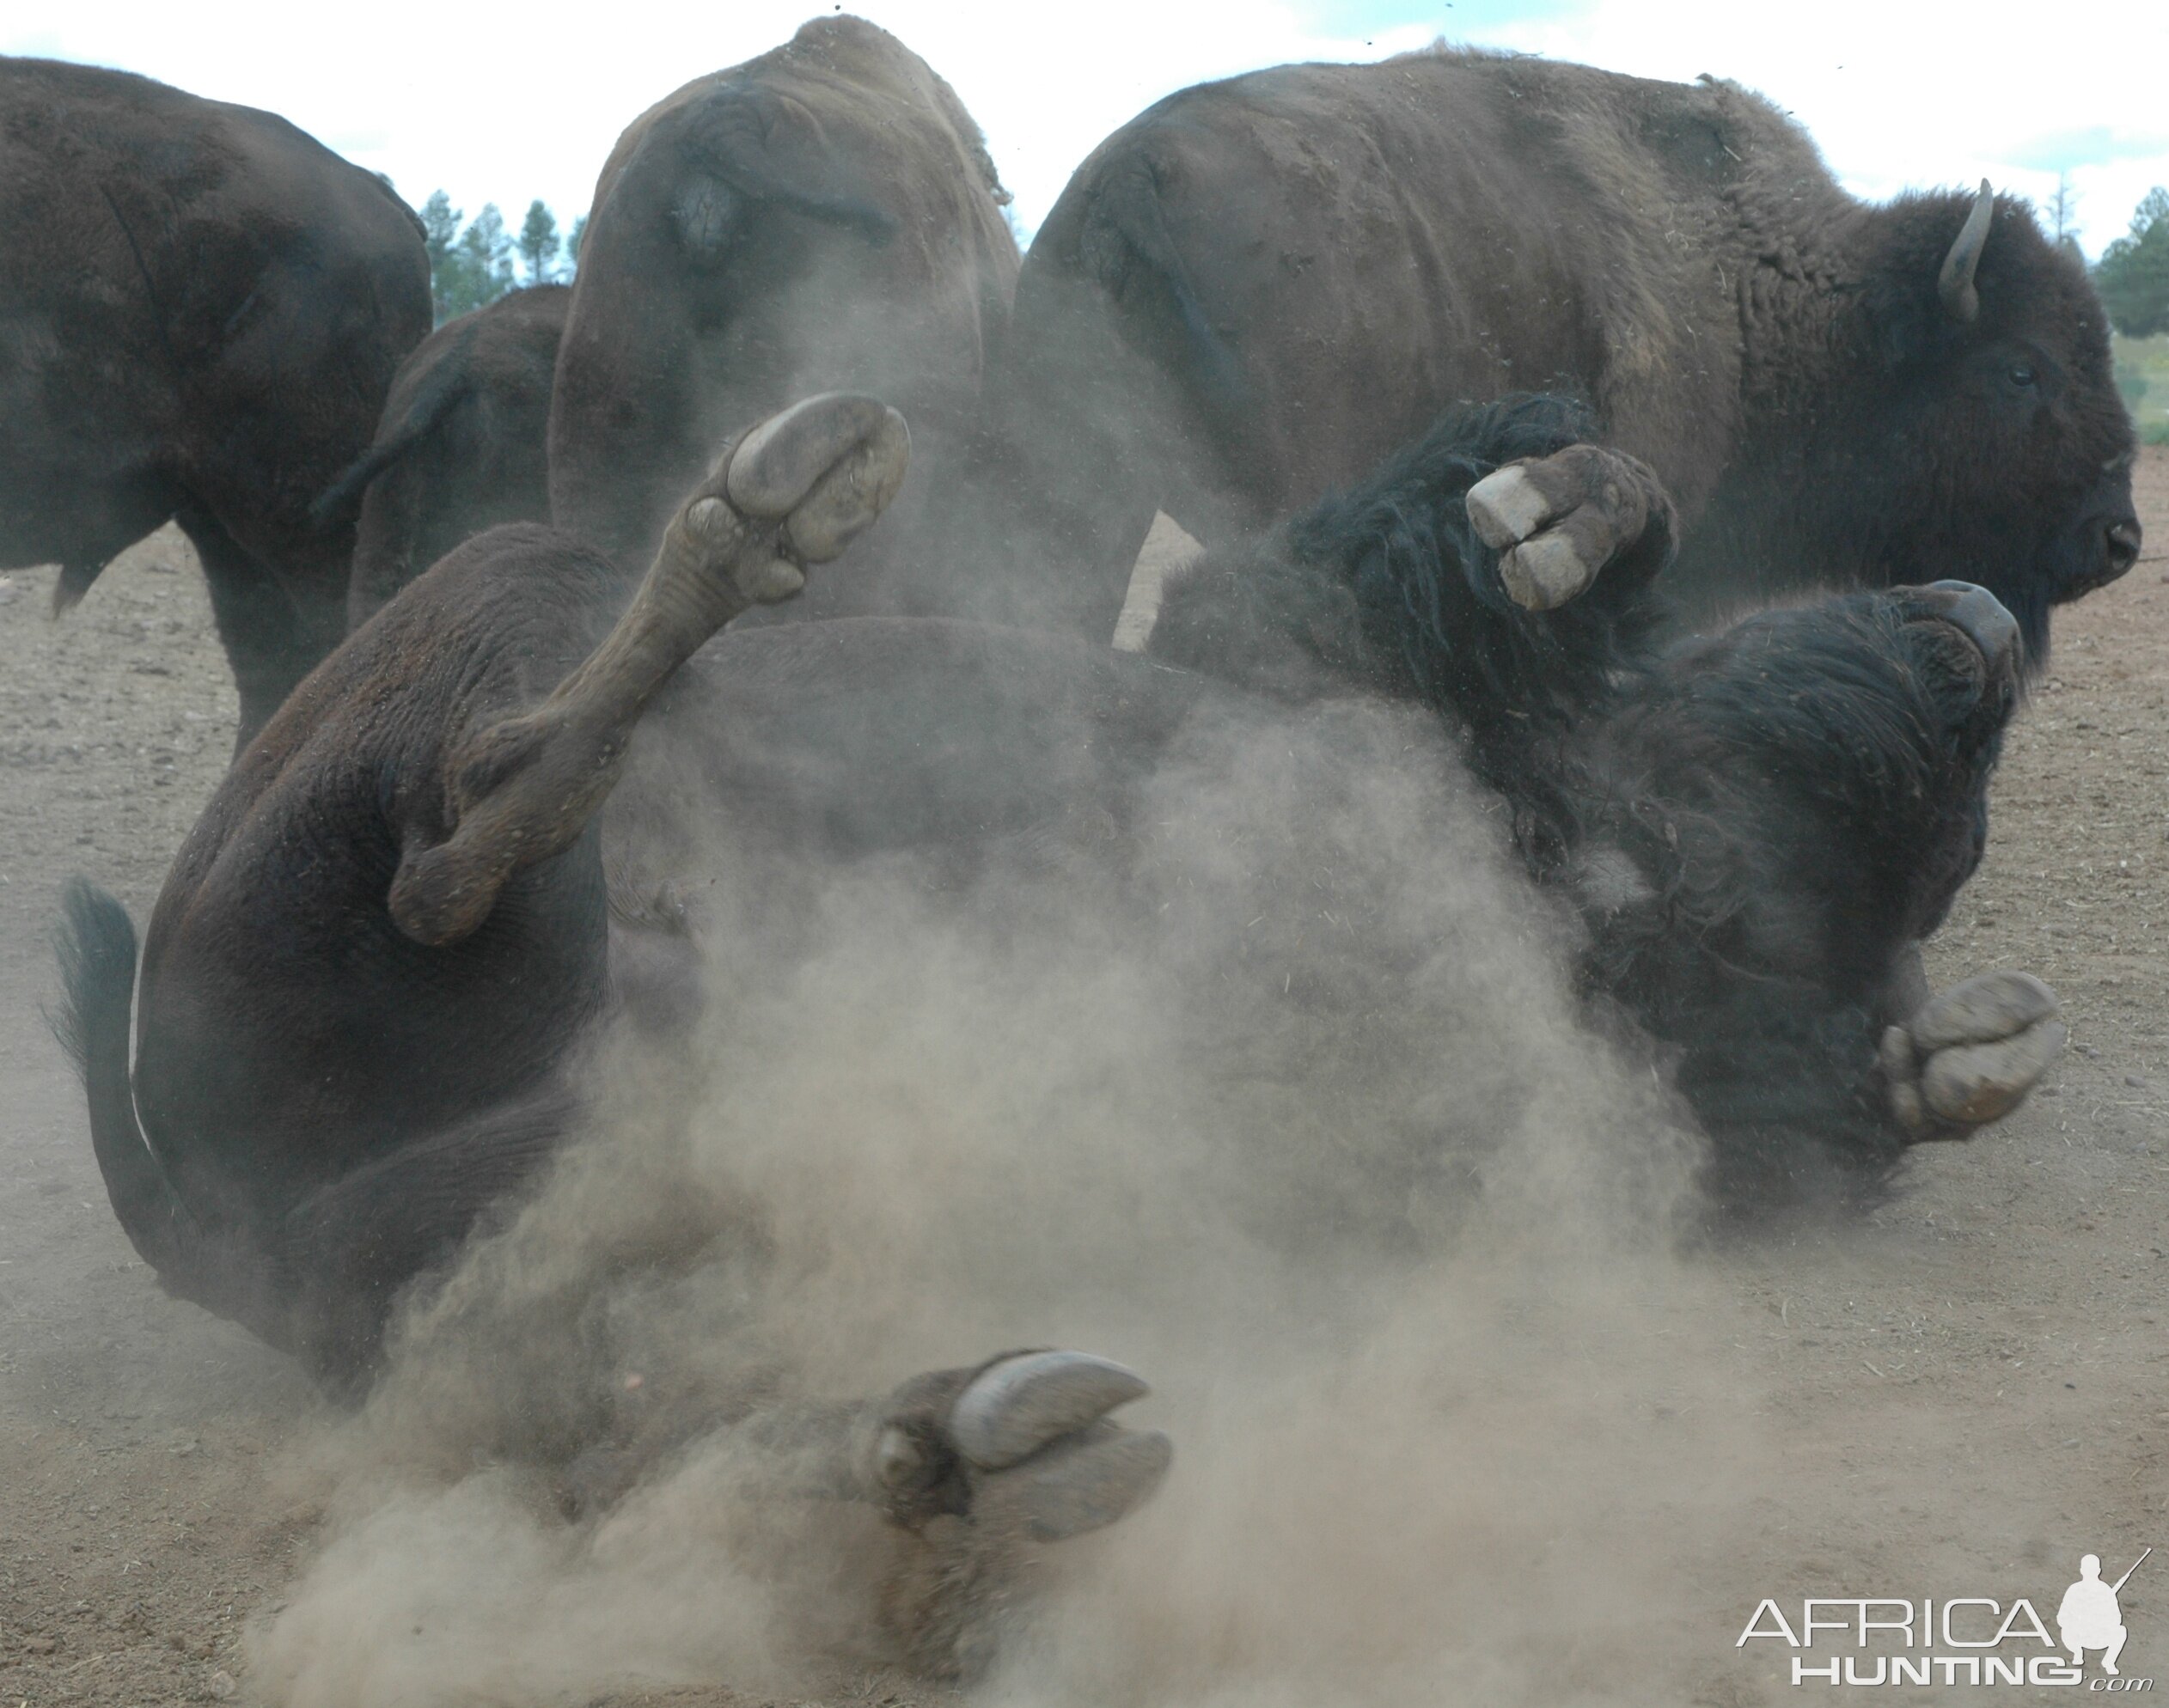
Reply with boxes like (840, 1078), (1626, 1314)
(2007, 363), (2037, 388)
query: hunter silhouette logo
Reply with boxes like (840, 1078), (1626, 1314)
(2061, 1551), (2149, 1677)
(1738, 1546), (2155, 1687)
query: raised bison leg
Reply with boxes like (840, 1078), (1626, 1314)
(1150, 395), (1676, 788)
(1464, 442), (1678, 611)
(388, 393), (910, 946)
(1881, 970), (2068, 1139)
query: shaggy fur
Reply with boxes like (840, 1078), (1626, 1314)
(1155, 394), (2017, 1200)
(994, 48), (2137, 651)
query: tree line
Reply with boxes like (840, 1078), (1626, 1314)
(2096, 187), (2169, 341)
(419, 192), (588, 325)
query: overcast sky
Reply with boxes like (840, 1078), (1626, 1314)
(9, 0), (2166, 259)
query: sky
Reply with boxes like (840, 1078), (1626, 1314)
(8, 0), (2167, 260)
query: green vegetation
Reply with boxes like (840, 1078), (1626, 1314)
(2115, 333), (2169, 443)
(516, 200), (559, 288)
(2095, 188), (2169, 341)
(418, 191), (578, 326)
(2094, 190), (2169, 445)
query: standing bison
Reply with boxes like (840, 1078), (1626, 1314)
(0, 58), (431, 742)
(549, 17), (1018, 618)
(57, 389), (2062, 1667)
(998, 49), (2139, 649)
(320, 284), (569, 628)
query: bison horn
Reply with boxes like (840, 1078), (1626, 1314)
(1937, 180), (1995, 324)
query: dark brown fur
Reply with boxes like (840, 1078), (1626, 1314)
(548, 17), (1018, 617)
(995, 48), (2138, 650)
(324, 284), (569, 627)
(54, 395), (2038, 1668)
(58, 395), (2024, 1376)
(0, 57), (431, 742)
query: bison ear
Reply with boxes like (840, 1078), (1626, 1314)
(1867, 180), (1995, 369)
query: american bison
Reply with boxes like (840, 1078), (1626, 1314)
(0, 57), (431, 743)
(995, 49), (2140, 650)
(58, 391), (2061, 1669)
(548, 18), (1018, 619)
(319, 284), (569, 628)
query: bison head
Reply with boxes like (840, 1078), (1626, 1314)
(1583, 579), (2020, 1010)
(547, 18), (1017, 607)
(1817, 183), (2139, 659)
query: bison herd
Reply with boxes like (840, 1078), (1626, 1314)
(8, 12), (2142, 1679)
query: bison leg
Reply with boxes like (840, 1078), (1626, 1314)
(1880, 971), (2067, 1140)
(559, 1350), (1170, 1678)
(1465, 443), (1678, 612)
(790, 1351), (1170, 1679)
(388, 393), (910, 946)
(269, 1083), (584, 1389)
(179, 505), (345, 753)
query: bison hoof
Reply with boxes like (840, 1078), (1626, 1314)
(867, 1351), (1169, 1678)
(868, 1349), (1170, 1544)
(657, 393), (912, 613)
(725, 392), (912, 569)
(1882, 970), (2067, 1139)
(1466, 446), (1658, 612)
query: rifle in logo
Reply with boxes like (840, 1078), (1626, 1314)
(2059, 1548), (2150, 1676)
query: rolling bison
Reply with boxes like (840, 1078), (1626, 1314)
(0, 57), (431, 743)
(320, 284), (569, 629)
(997, 48), (2140, 650)
(549, 18), (1018, 619)
(58, 392), (2062, 1668)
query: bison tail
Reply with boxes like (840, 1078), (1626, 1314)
(308, 328), (481, 532)
(1080, 154), (1251, 432)
(50, 880), (197, 1278)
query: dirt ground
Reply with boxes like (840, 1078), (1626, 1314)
(2, 460), (2166, 1705)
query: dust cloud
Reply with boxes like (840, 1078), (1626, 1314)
(248, 644), (1775, 1705)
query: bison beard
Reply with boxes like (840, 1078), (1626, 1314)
(56, 393), (2058, 1673)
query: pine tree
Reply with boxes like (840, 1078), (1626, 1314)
(438, 203), (516, 319)
(419, 193), (575, 322)
(419, 190), (465, 324)
(518, 199), (560, 286)
(2096, 189), (2169, 339)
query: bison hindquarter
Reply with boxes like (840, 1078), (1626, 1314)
(0, 57), (431, 746)
(547, 17), (1017, 622)
(322, 285), (571, 629)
